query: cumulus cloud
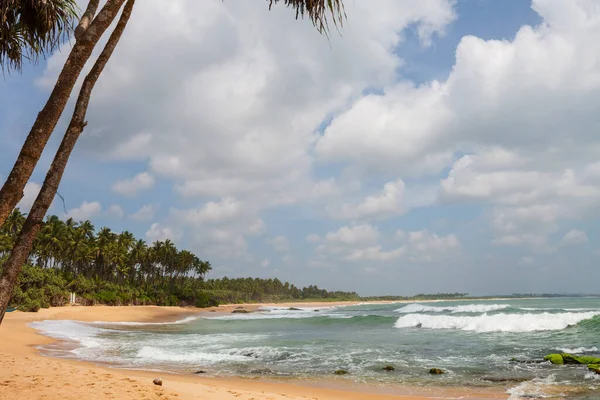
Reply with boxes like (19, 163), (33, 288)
(106, 204), (124, 218)
(266, 236), (290, 252)
(331, 179), (407, 220)
(146, 222), (180, 242)
(67, 201), (102, 221)
(129, 204), (156, 222)
(562, 229), (589, 246)
(311, 224), (458, 263)
(112, 172), (155, 197)
(16, 182), (41, 212)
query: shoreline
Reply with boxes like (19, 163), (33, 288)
(0, 303), (512, 400)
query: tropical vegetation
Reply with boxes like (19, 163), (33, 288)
(0, 209), (359, 311)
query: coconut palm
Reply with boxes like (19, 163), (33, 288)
(0, 0), (79, 71)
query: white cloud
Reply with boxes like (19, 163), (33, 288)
(16, 182), (41, 212)
(146, 222), (180, 242)
(306, 234), (321, 243)
(312, 224), (458, 263)
(331, 179), (407, 220)
(266, 236), (289, 252)
(106, 204), (124, 218)
(562, 229), (589, 246)
(129, 204), (156, 221)
(518, 256), (535, 266)
(112, 172), (155, 197)
(67, 201), (102, 221)
(261, 258), (271, 268)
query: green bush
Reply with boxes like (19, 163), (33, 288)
(195, 292), (219, 308)
(95, 290), (118, 305)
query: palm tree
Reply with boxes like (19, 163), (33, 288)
(0, 0), (346, 325)
(0, 0), (78, 71)
(1, 208), (25, 237)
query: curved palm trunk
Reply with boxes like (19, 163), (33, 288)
(0, 0), (127, 227)
(0, 0), (135, 326)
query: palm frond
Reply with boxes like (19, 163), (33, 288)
(268, 0), (346, 35)
(0, 0), (79, 72)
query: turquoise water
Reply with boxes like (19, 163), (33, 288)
(34, 298), (600, 399)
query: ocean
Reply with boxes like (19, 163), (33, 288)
(32, 298), (600, 399)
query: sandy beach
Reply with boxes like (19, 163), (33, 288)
(0, 304), (509, 400)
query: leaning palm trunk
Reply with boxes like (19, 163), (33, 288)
(0, 0), (127, 227)
(0, 0), (136, 326)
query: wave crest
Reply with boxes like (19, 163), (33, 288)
(395, 303), (510, 314)
(394, 311), (600, 333)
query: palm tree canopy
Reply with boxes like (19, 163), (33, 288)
(268, 0), (345, 34)
(0, 0), (78, 72)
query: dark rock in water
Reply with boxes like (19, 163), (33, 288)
(314, 309), (320, 312)
(415, 323), (422, 328)
(429, 368), (444, 375)
(288, 307), (302, 311)
(250, 368), (274, 375)
(482, 377), (530, 383)
(239, 350), (259, 358)
(334, 370), (348, 375)
(236, 306), (244, 309)
(510, 358), (545, 364)
(588, 364), (600, 374)
(232, 309), (250, 314)
(194, 370), (207, 374)
(382, 366), (395, 371)
(153, 378), (163, 386)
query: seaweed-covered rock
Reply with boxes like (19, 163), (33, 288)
(544, 354), (564, 364)
(231, 309), (250, 314)
(588, 364), (600, 375)
(334, 370), (348, 375)
(382, 365), (395, 371)
(544, 353), (600, 366)
(429, 368), (444, 375)
(570, 355), (600, 365)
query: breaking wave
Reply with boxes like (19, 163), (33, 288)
(394, 311), (600, 333)
(395, 303), (511, 314)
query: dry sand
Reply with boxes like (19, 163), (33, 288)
(0, 304), (508, 400)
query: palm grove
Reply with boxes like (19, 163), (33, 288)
(0, 0), (346, 324)
(0, 209), (360, 311)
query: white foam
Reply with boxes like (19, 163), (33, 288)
(205, 307), (346, 320)
(92, 316), (201, 326)
(30, 320), (107, 349)
(136, 346), (251, 364)
(395, 303), (510, 314)
(394, 311), (600, 333)
(556, 346), (598, 354)
(507, 375), (558, 399)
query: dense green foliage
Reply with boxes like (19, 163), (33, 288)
(1, 209), (359, 311)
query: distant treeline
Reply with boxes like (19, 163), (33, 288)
(362, 293), (469, 301)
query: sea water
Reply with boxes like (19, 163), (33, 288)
(32, 298), (600, 399)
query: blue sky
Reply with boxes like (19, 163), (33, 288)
(2, 0), (599, 296)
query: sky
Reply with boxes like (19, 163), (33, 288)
(1, 0), (600, 296)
